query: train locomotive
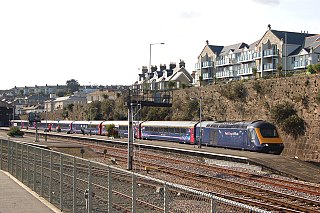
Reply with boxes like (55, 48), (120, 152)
(10, 119), (284, 154)
(195, 120), (284, 154)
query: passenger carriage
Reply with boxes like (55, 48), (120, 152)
(140, 121), (198, 143)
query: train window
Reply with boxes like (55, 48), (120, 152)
(169, 128), (174, 133)
(181, 128), (186, 134)
(174, 128), (180, 134)
(260, 128), (279, 138)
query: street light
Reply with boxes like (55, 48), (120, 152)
(190, 94), (203, 149)
(199, 96), (202, 149)
(149, 42), (165, 73)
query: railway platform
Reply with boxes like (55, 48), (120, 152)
(0, 170), (59, 213)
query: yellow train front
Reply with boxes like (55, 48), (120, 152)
(198, 120), (284, 155)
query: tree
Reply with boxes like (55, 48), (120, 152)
(66, 79), (80, 93)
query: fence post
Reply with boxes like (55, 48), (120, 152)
(41, 149), (43, 197)
(21, 144), (23, 182)
(132, 172), (136, 213)
(211, 198), (217, 213)
(107, 166), (112, 213)
(0, 139), (2, 170)
(73, 157), (77, 213)
(164, 183), (168, 213)
(88, 161), (92, 213)
(60, 154), (63, 211)
(15, 142), (18, 177)
(27, 145), (29, 186)
(49, 152), (52, 203)
(8, 140), (10, 173)
(10, 141), (13, 174)
(33, 147), (36, 191)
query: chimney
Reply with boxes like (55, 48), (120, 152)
(141, 66), (148, 74)
(267, 24), (271, 30)
(151, 65), (157, 72)
(160, 64), (166, 71)
(206, 40), (209, 45)
(179, 59), (185, 68)
(169, 62), (176, 70)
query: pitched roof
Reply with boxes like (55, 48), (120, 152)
(304, 34), (320, 49)
(271, 30), (316, 45)
(207, 45), (224, 54)
(219, 42), (248, 55)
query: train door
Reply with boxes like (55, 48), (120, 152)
(209, 128), (218, 146)
(247, 128), (255, 149)
(189, 127), (195, 144)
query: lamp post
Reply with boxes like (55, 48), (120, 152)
(149, 42), (165, 73)
(45, 109), (48, 142)
(199, 96), (202, 149)
(190, 95), (203, 149)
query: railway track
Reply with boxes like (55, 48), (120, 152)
(51, 137), (320, 212)
(2, 130), (320, 212)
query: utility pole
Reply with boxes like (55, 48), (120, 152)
(127, 90), (133, 170)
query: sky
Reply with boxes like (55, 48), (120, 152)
(0, 0), (319, 90)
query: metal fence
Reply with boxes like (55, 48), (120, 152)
(0, 139), (269, 213)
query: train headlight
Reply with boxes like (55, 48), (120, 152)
(264, 144), (269, 146)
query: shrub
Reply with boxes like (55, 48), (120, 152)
(221, 82), (247, 101)
(7, 126), (24, 137)
(280, 115), (305, 138)
(313, 63), (320, 73)
(105, 124), (117, 137)
(271, 102), (305, 138)
(306, 65), (316, 74)
(270, 102), (296, 124)
(252, 81), (263, 94)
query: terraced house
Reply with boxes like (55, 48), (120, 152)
(194, 25), (320, 86)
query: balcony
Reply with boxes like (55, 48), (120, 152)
(293, 60), (308, 69)
(263, 63), (276, 71)
(195, 61), (213, 69)
(202, 71), (213, 80)
(216, 70), (236, 78)
(202, 61), (213, 68)
(237, 55), (253, 63)
(216, 58), (234, 67)
(238, 68), (253, 75)
(252, 52), (261, 59)
(263, 49), (278, 57)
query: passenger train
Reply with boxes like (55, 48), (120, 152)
(10, 119), (284, 154)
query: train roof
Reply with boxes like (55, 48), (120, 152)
(40, 120), (58, 124)
(57, 120), (74, 124)
(141, 121), (199, 128)
(197, 120), (272, 129)
(72, 121), (104, 125)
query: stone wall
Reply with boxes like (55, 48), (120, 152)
(173, 74), (320, 162)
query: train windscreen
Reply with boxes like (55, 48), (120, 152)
(259, 128), (279, 138)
